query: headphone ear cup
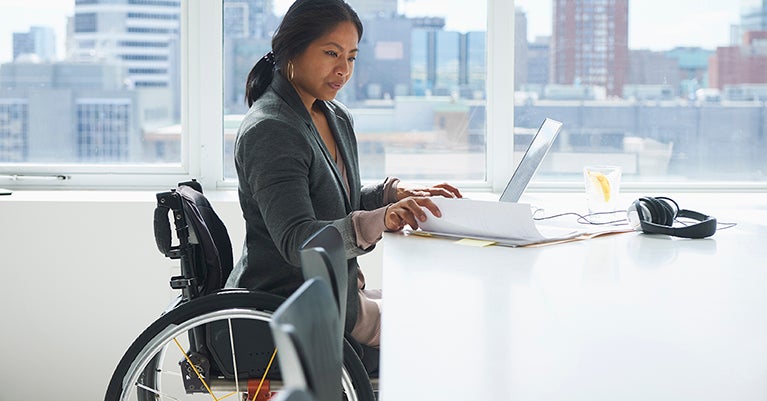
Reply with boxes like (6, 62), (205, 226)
(656, 196), (679, 224)
(642, 196), (674, 226)
(637, 197), (658, 224)
(636, 201), (652, 222)
(627, 201), (641, 229)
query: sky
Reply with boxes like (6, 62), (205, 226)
(515, 0), (741, 50)
(0, 0), (746, 63)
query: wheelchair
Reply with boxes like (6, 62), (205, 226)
(104, 180), (376, 401)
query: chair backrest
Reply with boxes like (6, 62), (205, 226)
(299, 225), (347, 328)
(270, 278), (342, 401)
(153, 180), (233, 297)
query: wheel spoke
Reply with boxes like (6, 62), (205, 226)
(135, 383), (180, 401)
(227, 318), (241, 397)
(251, 348), (278, 401)
(218, 391), (239, 400)
(161, 369), (182, 377)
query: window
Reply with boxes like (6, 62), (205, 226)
(74, 13), (97, 33)
(222, 0), (492, 184)
(524, 0), (766, 187)
(0, 0), (183, 187)
(0, 100), (28, 162)
(0, 0), (764, 190)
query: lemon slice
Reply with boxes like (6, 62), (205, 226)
(588, 171), (611, 202)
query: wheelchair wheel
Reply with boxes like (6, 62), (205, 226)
(105, 290), (375, 401)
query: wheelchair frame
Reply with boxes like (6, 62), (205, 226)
(104, 180), (375, 401)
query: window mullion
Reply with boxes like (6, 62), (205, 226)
(487, 0), (516, 193)
(186, 0), (224, 190)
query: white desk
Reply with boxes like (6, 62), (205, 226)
(379, 193), (767, 401)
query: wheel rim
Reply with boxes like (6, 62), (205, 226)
(117, 307), (363, 401)
(121, 308), (272, 400)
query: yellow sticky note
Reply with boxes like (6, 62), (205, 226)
(455, 238), (496, 247)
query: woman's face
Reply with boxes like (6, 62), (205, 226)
(290, 21), (359, 108)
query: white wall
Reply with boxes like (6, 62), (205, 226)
(0, 190), (382, 400)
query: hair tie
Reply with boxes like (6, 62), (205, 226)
(263, 51), (276, 66)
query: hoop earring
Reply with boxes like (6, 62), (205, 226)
(287, 61), (295, 82)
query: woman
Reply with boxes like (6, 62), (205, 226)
(228, 0), (462, 347)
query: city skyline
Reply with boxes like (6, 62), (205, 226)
(1, 0), (764, 180)
(515, 0), (741, 50)
(0, 0), (747, 63)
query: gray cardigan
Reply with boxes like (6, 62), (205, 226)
(228, 72), (388, 331)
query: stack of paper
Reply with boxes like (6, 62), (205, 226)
(413, 197), (634, 247)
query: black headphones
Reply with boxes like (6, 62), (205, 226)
(627, 196), (717, 239)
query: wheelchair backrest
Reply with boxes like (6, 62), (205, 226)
(154, 180), (233, 297)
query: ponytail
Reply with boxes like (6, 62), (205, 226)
(245, 52), (277, 106)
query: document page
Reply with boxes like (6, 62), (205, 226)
(416, 198), (586, 246)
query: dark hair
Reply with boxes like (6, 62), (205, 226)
(244, 0), (363, 106)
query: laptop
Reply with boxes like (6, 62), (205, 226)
(499, 118), (563, 203)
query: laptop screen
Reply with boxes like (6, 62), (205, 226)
(499, 118), (563, 203)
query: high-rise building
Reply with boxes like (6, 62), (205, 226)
(741, 0), (767, 32)
(732, 0), (767, 42)
(551, 0), (629, 97)
(408, 18), (484, 98)
(222, 0), (279, 114)
(410, 17), (446, 96)
(514, 8), (528, 90)
(224, 2), (250, 39)
(354, 15), (413, 100)
(69, 0), (181, 89)
(623, 50), (679, 100)
(224, 0), (275, 39)
(434, 30), (461, 95)
(0, 60), (169, 163)
(0, 100), (28, 162)
(13, 26), (57, 62)
(627, 50), (680, 89)
(461, 31), (486, 98)
(709, 31), (767, 89)
(527, 36), (550, 87)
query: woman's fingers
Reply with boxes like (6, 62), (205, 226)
(385, 197), (443, 231)
(398, 182), (463, 199)
(413, 197), (441, 219)
(433, 183), (463, 198)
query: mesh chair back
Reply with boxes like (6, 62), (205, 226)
(270, 278), (342, 401)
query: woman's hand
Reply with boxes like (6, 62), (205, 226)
(396, 182), (463, 201)
(385, 196), (442, 231)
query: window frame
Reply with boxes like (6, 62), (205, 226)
(1, 0), (764, 192)
(0, 1), (215, 190)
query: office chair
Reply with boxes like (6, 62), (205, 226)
(271, 278), (343, 401)
(104, 180), (374, 401)
(300, 226), (380, 379)
(300, 225), (349, 332)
